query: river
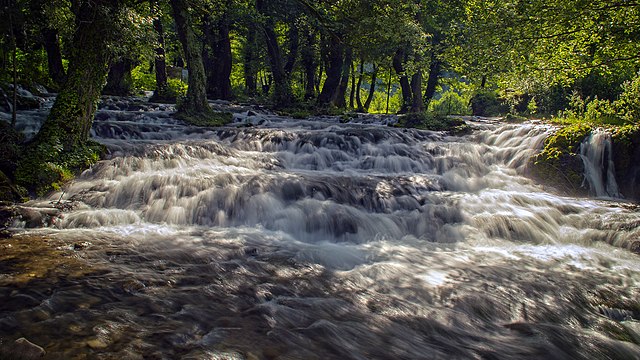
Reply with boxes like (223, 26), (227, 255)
(1, 98), (640, 359)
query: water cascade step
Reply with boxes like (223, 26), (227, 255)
(1, 102), (639, 359)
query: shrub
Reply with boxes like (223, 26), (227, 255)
(429, 90), (471, 116)
(469, 90), (507, 116)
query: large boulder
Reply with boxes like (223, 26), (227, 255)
(528, 124), (592, 197)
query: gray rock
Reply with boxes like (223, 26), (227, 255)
(9, 338), (46, 359)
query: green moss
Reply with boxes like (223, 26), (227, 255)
(15, 139), (105, 197)
(504, 113), (528, 123)
(530, 124), (592, 196)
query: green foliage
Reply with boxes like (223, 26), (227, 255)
(469, 90), (507, 116)
(617, 73), (640, 123)
(132, 64), (187, 101)
(366, 90), (402, 114)
(15, 139), (105, 196)
(131, 65), (156, 90)
(429, 90), (471, 116)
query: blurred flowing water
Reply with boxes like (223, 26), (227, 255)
(2, 99), (640, 359)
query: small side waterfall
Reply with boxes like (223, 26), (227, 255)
(579, 129), (620, 198)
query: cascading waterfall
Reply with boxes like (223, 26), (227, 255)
(1, 100), (640, 359)
(579, 128), (621, 198)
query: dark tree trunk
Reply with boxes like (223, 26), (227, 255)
(203, 11), (233, 100)
(244, 27), (257, 95)
(284, 25), (298, 76)
(334, 48), (352, 108)
(424, 58), (441, 104)
(363, 64), (377, 111)
(318, 37), (344, 105)
(42, 28), (67, 87)
(34, 0), (112, 149)
(315, 65), (323, 94)
(393, 49), (412, 114)
(356, 61), (364, 111)
(151, 0), (170, 101)
(103, 59), (133, 96)
(349, 61), (356, 109)
(171, 0), (210, 116)
(481, 75), (486, 88)
(256, 0), (292, 107)
(301, 29), (316, 100)
(410, 70), (424, 113)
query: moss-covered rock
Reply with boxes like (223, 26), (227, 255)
(611, 124), (640, 201)
(529, 124), (592, 196)
(175, 110), (233, 127)
(15, 139), (105, 197)
(398, 112), (471, 134)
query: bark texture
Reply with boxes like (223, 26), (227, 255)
(171, 0), (211, 116)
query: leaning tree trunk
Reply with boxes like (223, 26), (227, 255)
(42, 28), (67, 87)
(349, 61), (356, 108)
(356, 61), (364, 111)
(171, 0), (210, 116)
(363, 64), (378, 112)
(103, 59), (133, 96)
(424, 57), (441, 104)
(318, 37), (344, 105)
(393, 49), (412, 114)
(16, 0), (114, 193)
(334, 48), (352, 108)
(34, 2), (112, 150)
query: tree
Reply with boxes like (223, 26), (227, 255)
(170, 0), (211, 117)
(16, 1), (153, 193)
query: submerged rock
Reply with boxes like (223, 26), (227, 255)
(1, 337), (47, 359)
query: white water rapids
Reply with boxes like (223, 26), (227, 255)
(2, 98), (640, 359)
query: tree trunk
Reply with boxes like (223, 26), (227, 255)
(171, 0), (210, 116)
(256, 0), (292, 107)
(393, 49), (412, 114)
(103, 59), (133, 96)
(301, 29), (316, 100)
(151, 0), (170, 101)
(349, 61), (356, 109)
(284, 25), (299, 76)
(42, 28), (67, 87)
(424, 57), (441, 104)
(334, 48), (352, 108)
(204, 11), (233, 100)
(410, 70), (424, 113)
(244, 27), (257, 95)
(34, 1), (112, 149)
(364, 64), (377, 111)
(356, 62), (364, 111)
(318, 37), (344, 105)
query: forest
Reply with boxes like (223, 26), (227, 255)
(3, 1), (640, 359)
(0, 0), (639, 196)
